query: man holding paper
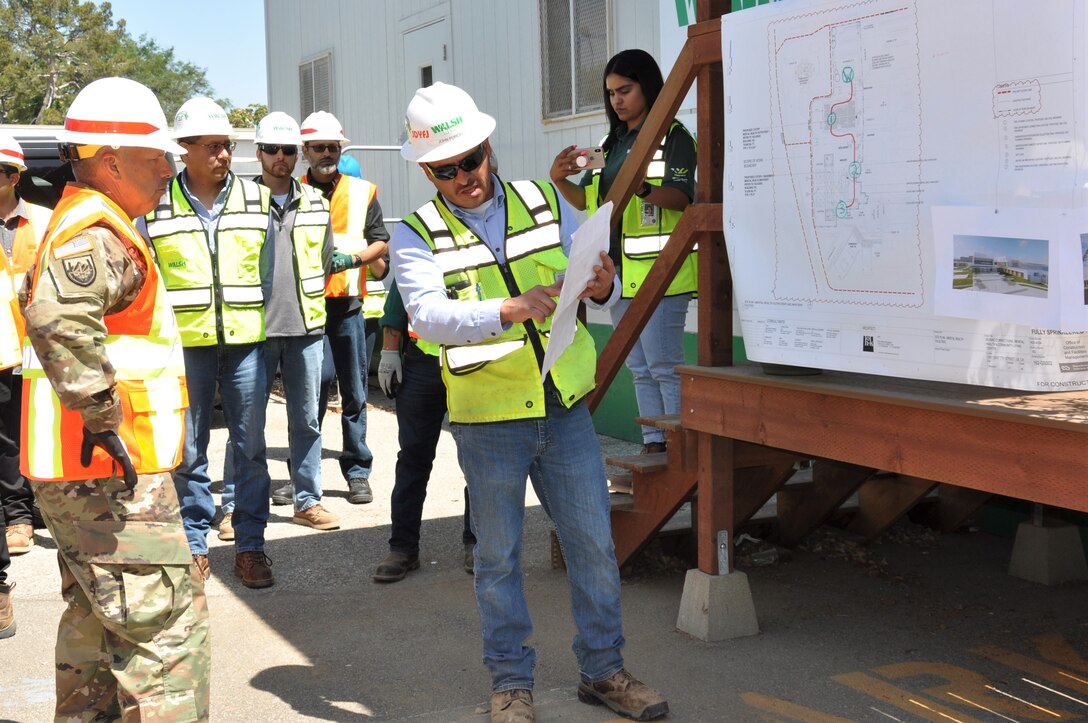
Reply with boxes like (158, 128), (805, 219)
(390, 81), (669, 723)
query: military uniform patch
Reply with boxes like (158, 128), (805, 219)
(61, 254), (97, 287)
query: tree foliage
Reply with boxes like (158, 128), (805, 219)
(0, 0), (217, 124)
(227, 103), (269, 129)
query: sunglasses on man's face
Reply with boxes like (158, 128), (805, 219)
(259, 144), (297, 156)
(306, 143), (341, 154)
(427, 144), (487, 181)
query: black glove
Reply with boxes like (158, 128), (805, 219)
(330, 251), (356, 274)
(80, 427), (138, 490)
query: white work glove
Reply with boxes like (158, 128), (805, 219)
(378, 349), (403, 398)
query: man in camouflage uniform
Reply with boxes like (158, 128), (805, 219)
(20, 77), (210, 721)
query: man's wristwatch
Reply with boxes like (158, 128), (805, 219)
(635, 182), (652, 198)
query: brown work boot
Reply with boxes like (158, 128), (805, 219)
(292, 504), (340, 530)
(192, 554), (209, 582)
(234, 551), (274, 589)
(490, 688), (533, 722)
(0, 583), (15, 639)
(5, 523), (33, 555)
(217, 512), (235, 541)
(577, 669), (668, 720)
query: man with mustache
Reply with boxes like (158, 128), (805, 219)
(301, 111), (389, 506)
(143, 96), (276, 588)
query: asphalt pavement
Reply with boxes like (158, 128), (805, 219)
(2, 384), (1087, 722)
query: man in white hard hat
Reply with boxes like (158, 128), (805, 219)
(252, 111), (340, 530)
(20, 76), (210, 720)
(392, 82), (669, 722)
(142, 96), (277, 588)
(0, 133), (51, 560)
(300, 111), (387, 506)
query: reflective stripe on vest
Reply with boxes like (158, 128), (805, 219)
(21, 187), (187, 481)
(145, 175), (269, 346)
(362, 269), (386, 319)
(302, 174), (374, 298)
(0, 250), (23, 370)
(291, 183), (330, 330)
(403, 179), (596, 423)
(585, 120), (698, 298)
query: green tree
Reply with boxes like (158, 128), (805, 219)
(0, 0), (215, 124)
(227, 103), (269, 129)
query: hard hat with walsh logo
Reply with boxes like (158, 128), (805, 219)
(400, 82), (495, 164)
(59, 77), (187, 159)
(171, 96), (236, 140)
(255, 111), (301, 145)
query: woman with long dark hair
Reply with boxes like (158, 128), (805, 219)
(550, 48), (698, 454)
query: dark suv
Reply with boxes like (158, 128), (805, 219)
(8, 128), (70, 209)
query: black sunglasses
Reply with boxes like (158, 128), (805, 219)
(259, 144), (298, 156)
(427, 144), (487, 181)
(306, 143), (341, 154)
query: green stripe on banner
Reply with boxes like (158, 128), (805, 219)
(674, 0), (697, 26)
(732, 0), (776, 10)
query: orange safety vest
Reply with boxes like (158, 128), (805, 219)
(302, 173), (376, 298)
(20, 186), (189, 482)
(10, 201), (51, 291)
(0, 250), (23, 371)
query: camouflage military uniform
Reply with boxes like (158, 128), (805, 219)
(23, 217), (211, 722)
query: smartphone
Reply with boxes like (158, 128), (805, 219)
(574, 146), (606, 170)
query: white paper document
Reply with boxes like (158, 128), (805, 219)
(541, 201), (613, 378)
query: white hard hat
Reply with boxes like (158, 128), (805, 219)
(300, 111), (349, 144)
(60, 77), (185, 155)
(0, 134), (26, 171)
(172, 96), (236, 140)
(255, 112), (301, 145)
(401, 82), (495, 163)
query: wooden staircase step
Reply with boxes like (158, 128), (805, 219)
(609, 492), (635, 512)
(605, 452), (668, 474)
(608, 471), (633, 494)
(633, 414), (682, 432)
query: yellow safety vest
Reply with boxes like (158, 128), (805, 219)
(302, 173), (376, 298)
(403, 179), (596, 423)
(0, 250), (23, 371)
(10, 200), (51, 292)
(586, 120), (698, 298)
(22, 186), (187, 481)
(289, 182), (331, 331)
(145, 174), (270, 346)
(363, 268), (386, 320)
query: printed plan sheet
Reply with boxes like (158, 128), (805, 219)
(723, 0), (1088, 391)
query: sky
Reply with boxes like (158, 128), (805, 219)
(96, 0), (268, 108)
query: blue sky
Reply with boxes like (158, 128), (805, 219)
(96, 0), (267, 108)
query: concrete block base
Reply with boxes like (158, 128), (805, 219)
(1008, 522), (1088, 586)
(676, 569), (759, 641)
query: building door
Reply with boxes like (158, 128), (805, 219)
(402, 19), (452, 211)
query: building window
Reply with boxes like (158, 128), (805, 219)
(299, 54), (332, 118)
(540, 0), (609, 119)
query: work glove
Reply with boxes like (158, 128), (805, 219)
(330, 251), (356, 274)
(80, 427), (138, 491)
(377, 349), (402, 398)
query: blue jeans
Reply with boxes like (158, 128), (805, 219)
(264, 336), (324, 512)
(390, 343), (475, 554)
(319, 310), (373, 481)
(175, 344), (271, 555)
(452, 395), (625, 692)
(611, 294), (691, 444)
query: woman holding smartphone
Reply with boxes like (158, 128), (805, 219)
(550, 48), (697, 454)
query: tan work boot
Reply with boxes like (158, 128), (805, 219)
(217, 512), (235, 541)
(234, 551), (274, 589)
(490, 688), (533, 723)
(577, 669), (668, 720)
(192, 554), (209, 582)
(5, 523), (33, 555)
(292, 504), (340, 530)
(0, 583), (15, 639)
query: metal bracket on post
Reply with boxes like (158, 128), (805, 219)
(717, 529), (730, 575)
